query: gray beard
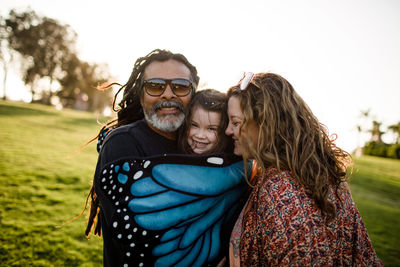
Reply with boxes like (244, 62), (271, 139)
(144, 111), (185, 132)
(143, 101), (185, 132)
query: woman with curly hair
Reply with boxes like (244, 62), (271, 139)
(225, 72), (382, 266)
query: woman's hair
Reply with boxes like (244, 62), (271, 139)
(85, 49), (199, 237)
(227, 72), (351, 222)
(178, 89), (232, 154)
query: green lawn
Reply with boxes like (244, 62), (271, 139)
(349, 155), (400, 266)
(0, 100), (399, 266)
(0, 100), (104, 266)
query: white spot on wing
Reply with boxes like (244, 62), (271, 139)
(144, 160), (151, 168)
(207, 157), (224, 165)
(133, 171), (143, 180)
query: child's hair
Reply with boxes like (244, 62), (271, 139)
(178, 89), (232, 154)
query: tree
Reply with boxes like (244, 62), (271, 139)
(0, 14), (14, 100)
(80, 62), (114, 113)
(5, 9), (77, 103)
(57, 55), (113, 113)
(4, 9), (39, 101)
(370, 120), (384, 144)
(388, 122), (400, 144)
(355, 108), (371, 155)
(56, 53), (81, 108)
(3, 8), (113, 112)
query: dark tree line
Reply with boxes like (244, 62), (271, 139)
(0, 8), (113, 113)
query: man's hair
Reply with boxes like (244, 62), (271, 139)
(227, 72), (351, 223)
(178, 89), (232, 154)
(85, 49), (199, 237)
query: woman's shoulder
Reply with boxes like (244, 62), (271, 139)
(257, 167), (298, 189)
(254, 167), (310, 206)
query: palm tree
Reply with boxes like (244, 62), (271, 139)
(388, 123), (400, 144)
(355, 109), (371, 155)
(370, 120), (384, 144)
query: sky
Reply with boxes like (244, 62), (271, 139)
(1, 0), (400, 152)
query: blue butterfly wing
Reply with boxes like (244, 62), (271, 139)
(129, 159), (246, 266)
(101, 154), (248, 266)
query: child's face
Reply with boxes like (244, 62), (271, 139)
(187, 106), (221, 154)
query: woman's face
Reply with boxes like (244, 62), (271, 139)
(225, 96), (259, 156)
(187, 106), (221, 154)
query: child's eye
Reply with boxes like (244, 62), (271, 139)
(208, 127), (218, 132)
(190, 122), (198, 128)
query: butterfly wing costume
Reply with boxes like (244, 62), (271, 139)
(96, 125), (247, 266)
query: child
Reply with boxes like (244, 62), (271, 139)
(179, 89), (232, 154)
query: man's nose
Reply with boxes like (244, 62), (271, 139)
(161, 85), (176, 99)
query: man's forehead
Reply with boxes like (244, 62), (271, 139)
(144, 59), (191, 80)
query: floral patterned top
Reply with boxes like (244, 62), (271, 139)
(230, 167), (383, 266)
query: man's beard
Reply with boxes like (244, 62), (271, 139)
(143, 101), (185, 132)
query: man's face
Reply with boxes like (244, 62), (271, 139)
(142, 59), (193, 139)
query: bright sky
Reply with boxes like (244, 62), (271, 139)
(1, 0), (400, 152)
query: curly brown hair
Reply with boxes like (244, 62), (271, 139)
(227, 72), (351, 222)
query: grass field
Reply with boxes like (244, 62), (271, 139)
(349, 155), (400, 266)
(0, 100), (104, 266)
(0, 100), (399, 266)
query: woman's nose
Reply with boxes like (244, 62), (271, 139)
(225, 125), (232, 136)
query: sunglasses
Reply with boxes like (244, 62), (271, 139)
(239, 72), (255, 90)
(143, 78), (195, 97)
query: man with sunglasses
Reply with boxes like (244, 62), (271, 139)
(140, 60), (196, 139)
(86, 49), (200, 266)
